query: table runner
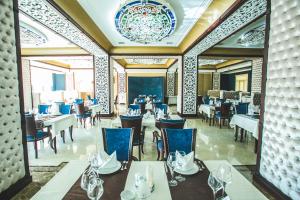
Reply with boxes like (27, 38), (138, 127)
(63, 160), (223, 200)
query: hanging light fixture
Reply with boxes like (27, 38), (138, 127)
(115, 0), (177, 44)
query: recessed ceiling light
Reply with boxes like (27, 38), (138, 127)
(118, 42), (125, 44)
(166, 42), (173, 45)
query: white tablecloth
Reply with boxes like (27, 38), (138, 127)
(230, 114), (259, 139)
(88, 104), (101, 117)
(125, 161), (172, 200)
(43, 114), (77, 138)
(199, 104), (213, 116)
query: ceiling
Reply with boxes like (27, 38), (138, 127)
(215, 16), (266, 49)
(77, 0), (213, 47)
(19, 13), (78, 48)
(27, 56), (93, 69)
(114, 57), (177, 69)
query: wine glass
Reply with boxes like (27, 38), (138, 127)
(216, 164), (232, 197)
(81, 168), (92, 191)
(167, 152), (177, 187)
(87, 177), (104, 200)
(175, 151), (186, 182)
(208, 170), (223, 200)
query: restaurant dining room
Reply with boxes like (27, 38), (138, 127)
(0, 0), (299, 200)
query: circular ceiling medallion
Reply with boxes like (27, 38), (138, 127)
(115, 0), (177, 44)
(20, 22), (48, 46)
(237, 24), (265, 47)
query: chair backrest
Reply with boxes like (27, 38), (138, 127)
(74, 98), (83, 104)
(129, 104), (140, 111)
(120, 115), (143, 145)
(92, 98), (98, 105)
(220, 103), (232, 116)
(38, 104), (50, 114)
(74, 103), (85, 115)
(159, 118), (186, 129)
(156, 103), (168, 114)
(60, 104), (72, 115)
(25, 114), (37, 136)
(202, 96), (210, 105)
(102, 128), (133, 161)
(162, 128), (196, 156)
(236, 102), (249, 114)
(138, 102), (146, 114)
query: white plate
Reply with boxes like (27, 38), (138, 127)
(97, 161), (122, 175)
(174, 163), (199, 175)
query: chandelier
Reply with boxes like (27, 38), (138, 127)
(115, 0), (177, 44)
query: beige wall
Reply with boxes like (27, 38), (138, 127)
(198, 73), (213, 96)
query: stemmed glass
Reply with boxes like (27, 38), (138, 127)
(175, 151), (186, 182)
(167, 152), (177, 187)
(216, 164), (232, 197)
(87, 177), (104, 200)
(208, 170), (223, 200)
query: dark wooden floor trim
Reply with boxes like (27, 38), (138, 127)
(253, 174), (291, 200)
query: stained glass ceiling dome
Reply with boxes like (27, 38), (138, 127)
(115, 0), (177, 44)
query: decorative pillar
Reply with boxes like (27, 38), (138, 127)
(94, 55), (112, 115)
(0, 0), (31, 199)
(258, 1), (300, 199)
(21, 59), (32, 112)
(212, 72), (221, 90)
(182, 55), (198, 115)
(251, 58), (263, 93)
(118, 72), (126, 104)
(166, 72), (175, 96)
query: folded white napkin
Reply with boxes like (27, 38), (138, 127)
(97, 150), (118, 169)
(175, 151), (194, 171)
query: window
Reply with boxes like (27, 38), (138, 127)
(235, 74), (248, 92)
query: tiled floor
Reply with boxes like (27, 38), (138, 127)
(28, 116), (257, 166)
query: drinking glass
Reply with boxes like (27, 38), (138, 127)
(87, 177), (104, 200)
(167, 152), (177, 187)
(175, 151), (186, 182)
(216, 164), (232, 196)
(81, 168), (93, 191)
(208, 171), (223, 200)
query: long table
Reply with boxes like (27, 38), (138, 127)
(230, 114), (259, 152)
(31, 160), (268, 200)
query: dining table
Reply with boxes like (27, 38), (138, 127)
(199, 104), (218, 126)
(87, 104), (101, 118)
(30, 159), (268, 200)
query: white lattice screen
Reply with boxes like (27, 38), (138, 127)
(251, 58), (263, 93)
(0, 0), (26, 193)
(21, 59), (32, 112)
(259, 1), (300, 199)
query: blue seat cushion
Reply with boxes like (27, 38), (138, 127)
(27, 130), (49, 142)
(157, 140), (164, 151)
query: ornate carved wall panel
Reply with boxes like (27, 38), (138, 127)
(94, 56), (110, 114)
(251, 58), (263, 93)
(259, 1), (300, 199)
(186, 0), (267, 56)
(167, 72), (175, 96)
(213, 72), (221, 90)
(182, 56), (198, 115)
(0, 0), (26, 193)
(118, 72), (126, 104)
(21, 59), (32, 112)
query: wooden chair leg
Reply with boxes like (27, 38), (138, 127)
(141, 144), (144, 154)
(157, 149), (160, 160)
(34, 141), (38, 159)
(54, 137), (57, 154)
(69, 126), (73, 142)
(60, 130), (65, 143)
(219, 119), (222, 129)
(138, 145), (141, 161)
(83, 118), (86, 128)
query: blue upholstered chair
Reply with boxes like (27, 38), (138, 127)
(153, 118), (186, 160)
(202, 96), (210, 105)
(102, 128), (134, 161)
(59, 104), (72, 115)
(235, 102), (249, 114)
(74, 103), (91, 128)
(155, 103), (168, 114)
(162, 128), (196, 157)
(120, 115), (145, 161)
(129, 104), (140, 111)
(25, 114), (52, 158)
(92, 98), (98, 105)
(74, 98), (83, 104)
(214, 103), (232, 129)
(38, 104), (51, 114)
